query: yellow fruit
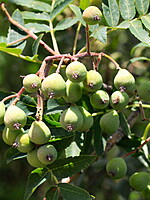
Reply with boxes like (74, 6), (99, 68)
(0, 101), (5, 125)
(23, 74), (41, 93)
(90, 90), (109, 109)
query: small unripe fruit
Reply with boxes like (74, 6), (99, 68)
(28, 121), (51, 145)
(2, 127), (23, 145)
(14, 133), (34, 153)
(137, 81), (150, 101)
(23, 74), (41, 93)
(66, 61), (87, 83)
(100, 110), (120, 134)
(83, 70), (103, 92)
(90, 90), (109, 109)
(4, 105), (27, 130)
(78, 106), (94, 132)
(41, 73), (66, 99)
(60, 105), (83, 132)
(129, 172), (149, 191)
(27, 148), (46, 168)
(110, 91), (129, 110)
(82, 6), (102, 25)
(63, 79), (82, 103)
(0, 101), (5, 125)
(37, 144), (57, 165)
(114, 69), (135, 92)
(106, 157), (127, 179)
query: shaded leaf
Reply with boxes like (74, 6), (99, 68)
(9, 0), (51, 12)
(130, 42), (149, 55)
(59, 183), (94, 200)
(80, 131), (93, 155)
(119, 0), (136, 20)
(48, 155), (96, 178)
(44, 115), (61, 127)
(5, 147), (26, 164)
(119, 112), (131, 137)
(141, 14), (150, 30)
(24, 168), (50, 200)
(129, 20), (150, 46)
(25, 23), (50, 33)
(54, 17), (78, 31)
(102, 0), (120, 27)
(90, 26), (107, 44)
(32, 33), (44, 55)
(79, 0), (90, 10)
(45, 186), (59, 200)
(46, 98), (68, 114)
(135, 0), (149, 15)
(21, 11), (50, 21)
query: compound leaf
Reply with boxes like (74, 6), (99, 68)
(119, 0), (136, 20)
(135, 0), (149, 15)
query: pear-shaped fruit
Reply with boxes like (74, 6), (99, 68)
(13, 133), (34, 153)
(137, 80), (150, 101)
(27, 148), (46, 168)
(129, 172), (149, 191)
(23, 74), (41, 93)
(28, 121), (51, 145)
(0, 101), (5, 125)
(60, 105), (83, 132)
(90, 90), (109, 109)
(114, 69), (135, 92)
(110, 91), (129, 110)
(78, 106), (94, 132)
(63, 79), (82, 103)
(106, 157), (127, 179)
(41, 73), (66, 99)
(37, 144), (57, 165)
(83, 70), (103, 92)
(66, 61), (87, 83)
(2, 126), (23, 145)
(83, 6), (102, 25)
(100, 110), (120, 134)
(4, 105), (27, 130)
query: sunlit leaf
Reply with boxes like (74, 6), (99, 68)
(141, 14), (150, 30)
(135, 0), (149, 15)
(119, 0), (136, 20)
(25, 23), (50, 33)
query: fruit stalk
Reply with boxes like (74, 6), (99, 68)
(86, 24), (90, 55)
(36, 90), (44, 121)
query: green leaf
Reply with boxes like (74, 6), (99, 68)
(119, 112), (131, 137)
(119, 0), (136, 20)
(80, 131), (93, 155)
(32, 33), (44, 55)
(50, 0), (73, 20)
(65, 141), (81, 157)
(59, 183), (94, 200)
(102, 0), (120, 27)
(0, 46), (22, 56)
(7, 9), (27, 50)
(69, 4), (86, 26)
(9, 0), (52, 12)
(54, 17), (78, 31)
(79, 0), (90, 10)
(129, 20), (150, 46)
(48, 155), (96, 178)
(116, 21), (130, 29)
(24, 168), (50, 200)
(44, 115), (61, 126)
(5, 147), (26, 164)
(135, 0), (149, 15)
(141, 14), (150, 30)
(90, 26), (107, 44)
(25, 23), (50, 33)
(21, 11), (50, 21)
(45, 186), (59, 200)
(129, 56), (150, 63)
(130, 42), (149, 55)
(46, 98), (68, 114)
(0, 36), (7, 43)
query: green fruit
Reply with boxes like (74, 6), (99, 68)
(63, 79), (82, 103)
(129, 172), (149, 191)
(0, 101), (5, 125)
(142, 183), (150, 199)
(100, 110), (120, 134)
(110, 91), (129, 110)
(137, 80), (150, 101)
(23, 74), (41, 93)
(2, 126), (23, 145)
(66, 61), (87, 83)
(41, 73), (66, 99)
(27, 148), (46, 168)
(83, 70), (103, 92)
(78, 106), (94, 132)
(37, 144), (57, 165)
(114, 69), (135, 92)
(60, 105), (83, 132)
(90, 90), (109, 109)
(14, 133), (34, 153)
(82, 6), (102, 25)
(28, 121), (51, 145)
(106, 157), (127, 179)
(49, 64), (67, 81)
(4, 105), (27, 130)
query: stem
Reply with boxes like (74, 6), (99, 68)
(35, 90), (44, 121)
(101, 52), (121, 70)
(139, 101), (149, 121)
(11, 87), (25, 105)
(85, 24), (90, 55)
(126, 103), (150, 109)
(0, 3), (57, 55)
(7, 35), (30, 46)
(142, 123), (150, 140)
(73, 21), (82, 55)
(56, 56), (65, 73)
(49, 20), (60, 54)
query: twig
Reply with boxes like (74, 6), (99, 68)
(101, 52), (121, 70)
(85, 24), (90, 55)
(73, 21), (82, 55)
(0, 3), (57, 55)
(56, 56), (65, 73)
(7, 35), (30, 46)
(139, 101), (149, 121)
